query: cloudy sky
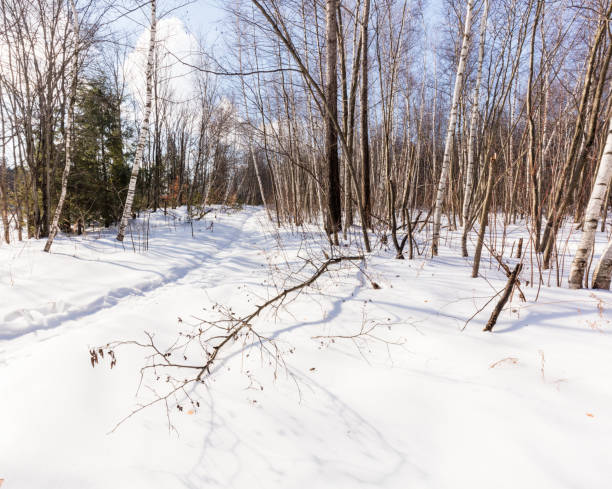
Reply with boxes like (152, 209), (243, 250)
(120, 0), (227, 115)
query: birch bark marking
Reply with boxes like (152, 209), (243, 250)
(117, 0), (157, 242)
(593, 239), (612, 290)
(461, 0), (488, 257)
(431, 0), (474, 256)
(574, 117), (612, 289)
(44, 0), (80, 252)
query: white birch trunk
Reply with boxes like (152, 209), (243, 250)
(117, 0), (157, 242)
(431, 0), (474, 256)
(461, 0), (488, 228)
(574, 117), (612, 289)
(44, 0), (80, 253)
(592, 238), (612, 290)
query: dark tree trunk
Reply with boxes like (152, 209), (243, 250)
(325, 0), (341, 237)
(360, 0), (371, 230)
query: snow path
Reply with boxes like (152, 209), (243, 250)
(0, 208), (253, 342)
(1, 207), (612, 489)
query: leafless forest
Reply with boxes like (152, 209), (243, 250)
(1, 0), (612, 290)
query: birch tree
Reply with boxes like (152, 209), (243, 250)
(539, 3), (612, 264)
(431, 0), (473, 256)
(593, 238), (612, 290)
(461, 0), (488, 257)
(116, 0), (157, 242)
(570, 116), (612, 289)
(44, 0), (80, 253)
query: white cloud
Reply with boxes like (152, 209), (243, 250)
(124, 16), (201, 110)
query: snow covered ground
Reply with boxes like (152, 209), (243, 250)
(1, 207), (611, 488)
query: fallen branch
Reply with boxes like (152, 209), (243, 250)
(91, 254), (365, 431)
(193, 255), (364, 381)
(484, 264), (523, 332)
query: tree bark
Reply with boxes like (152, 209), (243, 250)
(360, 0), (371, 230)
(580, 118), (612, 289)
(432, 0), (473, 256)
(526, 0), (544, 251)
(44, 0), (80, 253)
(539, 3), (612, 260)
(117, 0), (157, 242)
(472, 154), (495, 278)
(592, 238), (612, 289)
(484, 264), (522, 332)
(461, 0), (489, 257)
(325, 0), (342, 239)
(0, 83), (10, 244)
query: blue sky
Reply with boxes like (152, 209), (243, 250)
(170, 0), (444, 40)
(174, 0), (225, 35)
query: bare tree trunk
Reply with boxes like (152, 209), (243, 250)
(571, 117), (612, 288)
(461, 0), (489, 257)
(325, 0), (341, 241)
(238, 35), (272, 222)
(431, 0), (473, 256)
(117, 0), (156, 242)
(472, 154), (495, 278)
(360, 0), (371, 230)
(0, 83), (9, 244)
(592, 238), (612, 290)
(44, 0), (80, 252)
(526, 0), (544, 251)
(539, 3), (611, 259)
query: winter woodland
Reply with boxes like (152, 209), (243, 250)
(1, 0), (612, 487)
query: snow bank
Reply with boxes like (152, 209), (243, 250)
(1, 208), (611, 488)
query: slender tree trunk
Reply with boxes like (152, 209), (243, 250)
(360, 0), (371, 230)
(539, 3), (611, 258)
(325, 0), (341, 240)
(543, 40), (612, 267)
(593, 238), (612, 290)
(338, 3), (351, 238)
(0, 84), (9, 244)
(571, 117), (612, 288)
(431, 0), (473, 256)
(526, 0), (543, 251)
(461, 0), (489, 257)
(117, 0), (156, 242)
(44, 0), (79, 252)
(472, 154), (495, 278)
(238, 35), (272, 221)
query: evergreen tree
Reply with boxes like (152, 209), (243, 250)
(68, 78), (131, 230)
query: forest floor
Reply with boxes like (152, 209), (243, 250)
(1, 206), (611, 488)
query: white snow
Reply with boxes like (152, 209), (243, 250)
(1, 207), (611, 488)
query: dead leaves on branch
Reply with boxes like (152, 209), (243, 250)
(90, 348), (116, 369)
